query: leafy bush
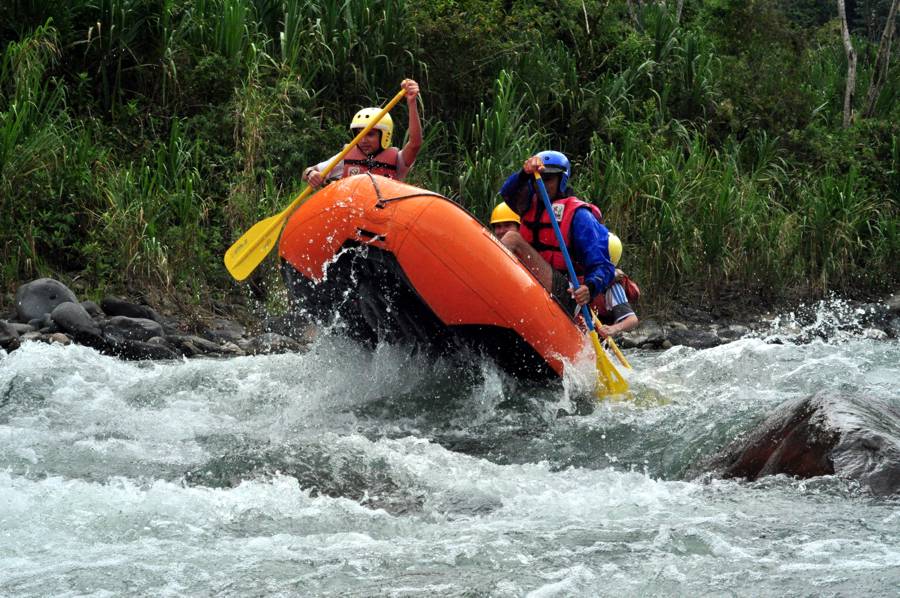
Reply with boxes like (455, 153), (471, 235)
(1, 0), (898, 308)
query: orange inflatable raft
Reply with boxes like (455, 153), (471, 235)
(278, 174), (587, 381)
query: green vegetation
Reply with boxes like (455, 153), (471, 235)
(1, 0), (898, 312)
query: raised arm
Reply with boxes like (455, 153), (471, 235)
(400, 79), (422, 165)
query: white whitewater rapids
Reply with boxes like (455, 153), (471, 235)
(1, 301), (899, 596)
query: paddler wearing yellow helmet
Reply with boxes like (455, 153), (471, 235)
(303, 79), (423, 188)
(591, 232), (641, 339)
(489, 202), (521, 238)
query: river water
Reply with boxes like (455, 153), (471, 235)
(2, 303), (899, 596)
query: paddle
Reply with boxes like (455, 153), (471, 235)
(224, 87), (409, 281)
(532, 172), (629, 398)
(590, 310), (633, 369)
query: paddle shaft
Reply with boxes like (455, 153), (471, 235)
(532, 173), (596, 331)
(592, 310), (632, 369)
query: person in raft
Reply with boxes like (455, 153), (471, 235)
(489, 201), (521, 238)
(593, 232), (641, 338)
(303, 79), (422, 187)
(498, 150), (635, 337)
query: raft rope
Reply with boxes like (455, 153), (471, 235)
(366, 173), (450, 209)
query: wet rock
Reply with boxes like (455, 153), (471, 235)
(15, 278), (78, 322)
(202, 318), (246, 344)
(701, 393), (900, 496)
(105, 336), (180, 360)
(100, 296), (162, 323)
(619, 319), (666, 349)
(675, 305), (714, 324)
(262, 312), (310, 340)
(884, 317), (900, 339)
(863, 327), (888, 340)
(167, 334), (231, 357)
(8, 322), (35, 335)
(80, 300), (104, 318)
(727, 324), (750, 337)
(0, 320), (20, 352)
(886, 293), (900, 314)
(243, 332), (303, 355)
(104, 316), (164, 342)
(219, 341), (245, 356)
(28, 314), (52, 331)
(667, 328), (722, 349)
(147, 336), (181, 355)
(51, 302), (102, 341)
(47, 332), (71, 345)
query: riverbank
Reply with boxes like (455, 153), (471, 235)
(2, 277), (899, 359)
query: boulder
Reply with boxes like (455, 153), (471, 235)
(8, 322), (35, 335)
(0, 320), (20, 352)
(667, 328), (722, 349)
(80, 300), (104, 318)
(47, 332), (71, 346)
(700, 393), (900, 496)
(619, 319), (666, 349)
(203, 318), (246, 344)
(218, 341), (245, 356)
(51, 302), (102, 341)
(262, 312), (309, 340)
(28, 314), (52, 330)
(104, 336), (180, 360)
(243, 332), (303, 355)
(104, 315), (164, 342)
(863, 327), (888, 340)
(100, 296), (162, 323)
(726, 324), (750, 337)
(15, 278), (78, 322)
(886, 293), (900, 314)
(167, 334), (227, 357)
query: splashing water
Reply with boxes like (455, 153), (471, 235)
(1, 302), (899, 596)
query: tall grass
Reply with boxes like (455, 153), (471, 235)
(0, 25), (70, 281)
(0, 0), (897, 308)
(458, 70), (546, 221)
(90, 119), (205, 289)
(576, 128), (795, 296)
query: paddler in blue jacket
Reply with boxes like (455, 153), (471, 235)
(498, 151), (616, 318)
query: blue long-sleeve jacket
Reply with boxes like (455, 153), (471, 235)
(499, 170), (615, 298)
(570, 209), (616, 297)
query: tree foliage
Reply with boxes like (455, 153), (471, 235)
(0, 0), (897, 309)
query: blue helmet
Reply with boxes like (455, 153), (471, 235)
(537, 150), (571, 194)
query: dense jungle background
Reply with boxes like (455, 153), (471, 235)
(1, 0), (898, 316)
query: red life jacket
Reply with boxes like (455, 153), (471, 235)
(519, 196), (604, 273)
(342, 146), (399, 178)
(591, 275), (641, 318)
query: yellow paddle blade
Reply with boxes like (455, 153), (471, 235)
(589, 330), (630, 398)
(223, 205), (293, 281)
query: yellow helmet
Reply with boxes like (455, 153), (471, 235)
(490, 202), (521, 225)
(350, 107), (393, 149)
(608, 233), (623, 266)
